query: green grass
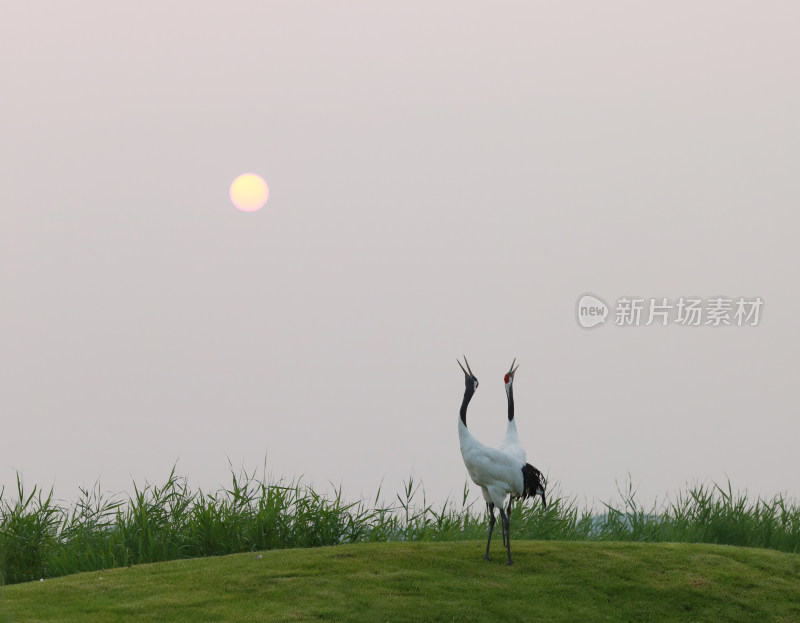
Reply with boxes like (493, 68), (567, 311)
(1, 466), (799, 587)
(2, 541), (800, 622)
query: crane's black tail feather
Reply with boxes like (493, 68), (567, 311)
(521, 463), (547, 508)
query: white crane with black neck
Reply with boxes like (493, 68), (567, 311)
(496, 359), (546, 538)
(456, 357), (546, 565)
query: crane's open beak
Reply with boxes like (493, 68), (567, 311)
(463, 356), (474, 377)
(457, 357), (477, 387)
(507, 358), (519, 378)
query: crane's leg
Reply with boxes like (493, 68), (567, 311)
(483, 503), (497, 561)
(498, 506), (513, 565)
(503, 498), (513, 547)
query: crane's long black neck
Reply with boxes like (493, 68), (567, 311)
(460, 387), (475, 426)
(507, 384), (515, 422)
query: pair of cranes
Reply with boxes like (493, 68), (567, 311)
(457, 356), (547, 566)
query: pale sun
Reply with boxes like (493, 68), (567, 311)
(230, 173), (269, 212)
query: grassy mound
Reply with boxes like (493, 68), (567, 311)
(2, 541), (800, 622)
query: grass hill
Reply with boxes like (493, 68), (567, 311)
(2, 541), (799, 622)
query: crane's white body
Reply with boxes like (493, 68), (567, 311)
(458, 418), (525, 509)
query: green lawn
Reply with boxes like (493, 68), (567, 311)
(2, 541), (799, 622)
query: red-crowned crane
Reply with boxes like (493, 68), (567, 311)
(497, 359), (547, 523)
(496, 358), (524, 546)
(456, 357), (546, 565)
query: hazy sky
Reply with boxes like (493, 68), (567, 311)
(2, 2), (798, 510)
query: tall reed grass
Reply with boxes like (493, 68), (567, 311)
(1, 467), (798, 585)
